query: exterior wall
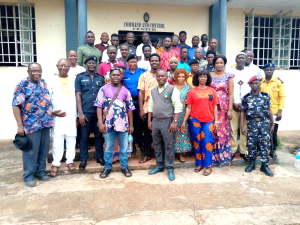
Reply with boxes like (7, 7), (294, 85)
(226, 8), (300, 131)
(0, 0), (66, 139)
(0, 3), (299, 139)
(87, 2), (209, 45)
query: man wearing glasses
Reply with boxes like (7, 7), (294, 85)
(12, 63), (61, 187)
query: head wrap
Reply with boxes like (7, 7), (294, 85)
(169, 57), (178, 63)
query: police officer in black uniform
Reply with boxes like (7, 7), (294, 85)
(240, 75), (275, 177)
(75, 56), (105, 169)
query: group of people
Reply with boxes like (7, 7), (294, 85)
(12, 30), (285, 187)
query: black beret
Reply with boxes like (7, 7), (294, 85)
(151, 36), (159, 42)
(127, 54), (138, 62)
(188, 59), (200, 65)
(84, 55), (98, 64)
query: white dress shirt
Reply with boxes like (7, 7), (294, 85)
(101, 48), (122, 62)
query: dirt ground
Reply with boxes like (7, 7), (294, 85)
(0, 131), (300, 225)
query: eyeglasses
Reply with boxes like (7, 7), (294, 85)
(110, 67), (121, 72)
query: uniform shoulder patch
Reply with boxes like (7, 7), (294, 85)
(277, 77), (284, 83)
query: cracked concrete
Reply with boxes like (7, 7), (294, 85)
(0, 134), (300, 224)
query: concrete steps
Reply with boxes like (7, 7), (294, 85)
(45, 153), (279, 176)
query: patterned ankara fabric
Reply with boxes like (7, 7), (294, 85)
(210, 73), (235, 166)
(94, 84), (135, 132)
(12, 77), (54, 134)
(189, 117), (214, 167)
(174, 84), (192, 153)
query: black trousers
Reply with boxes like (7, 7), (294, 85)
(272, 123), (279, 150)
(143, 114), (153, 157)
(132, 100), (144, 151)
(79, 112), (104, 162)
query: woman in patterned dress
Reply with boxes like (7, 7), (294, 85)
(210, 55), (234, 166)
(173, 68), (192, 162)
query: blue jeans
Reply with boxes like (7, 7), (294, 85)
(103, 131), (128, 169)
(23, 128), (50, 182)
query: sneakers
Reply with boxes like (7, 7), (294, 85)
(25, 180), (36, 187)
(35, 175), (50, 181)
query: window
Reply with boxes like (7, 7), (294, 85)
(245, 11), (300, 69)
(245, 15), (273, 67)
(0, 3), (36, 67)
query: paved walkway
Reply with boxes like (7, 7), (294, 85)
(0, 131), (300, 224)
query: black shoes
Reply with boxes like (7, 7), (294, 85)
(269, 150), (278, 160)
(245, 160), (256, 172)
(231, 153), (235, 161)
(97, 158), (105, 166)
(240, 153), (250, 162)
(260, 163), (274, 177)
(79, 161), (87, 169)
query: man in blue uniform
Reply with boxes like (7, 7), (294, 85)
(75, 56), (105, 169)
(240, 75), (275, 177)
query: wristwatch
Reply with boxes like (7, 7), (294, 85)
(173, 119), (179, 123)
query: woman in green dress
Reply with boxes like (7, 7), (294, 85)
(173, 68), (192, 162)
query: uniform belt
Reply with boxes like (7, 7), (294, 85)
(132, 96), (139, 100)
(246, 116), (265, 121)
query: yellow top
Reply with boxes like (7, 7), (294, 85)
(155, 46), (164, 54)
(260, 76), (285, 115)
(186, 73), (195, 88)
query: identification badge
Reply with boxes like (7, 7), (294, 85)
(164, 92), (169, 98)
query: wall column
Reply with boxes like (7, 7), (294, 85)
(78, 0), (87, 46)
(209, 1), (220, 52)
(65, 0), (78, 54)
(219, 0), (227, 55)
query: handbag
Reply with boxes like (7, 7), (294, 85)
(102, 85), (122, 123)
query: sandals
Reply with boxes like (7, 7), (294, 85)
(179, 157), (186, 163)
(100, 169), (111, 179)
(194, 166), (203, 173)
(50, 166), (59, 177)
(67, 163), (76, 172)
(121, 167), (132, 177)
(203, 167), (212, 176)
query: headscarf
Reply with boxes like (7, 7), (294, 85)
(169, 57), (179, 63)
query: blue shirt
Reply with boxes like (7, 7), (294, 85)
(188, 48), (205, 61)
(178, 44), (191, 49)
(122, 68), (146, 97)
(177, 61), (191, 73)
(75, 71), (105, 113)
(12, 77), (54, 134)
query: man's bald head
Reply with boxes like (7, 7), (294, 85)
(209, 38), (218, 51)
(100, 32), (109, 43)
(57, 58), (70, 76)
(67, 50), (78, 66)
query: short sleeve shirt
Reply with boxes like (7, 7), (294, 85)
(12, 77), (54, 134)
(94, 84), (135, 132)
(241, 91), (271, 119)
(137, 71), (158, 114)
(158, 50), (180, 70)
(186, 87), (219, 122)
(98, 60), (124, 77)
(75, 72), (105, 113)
(123, 68), (147, 97)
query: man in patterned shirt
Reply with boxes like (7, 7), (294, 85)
(12, 63), (63, 187)
(240, 76), (274, 177)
